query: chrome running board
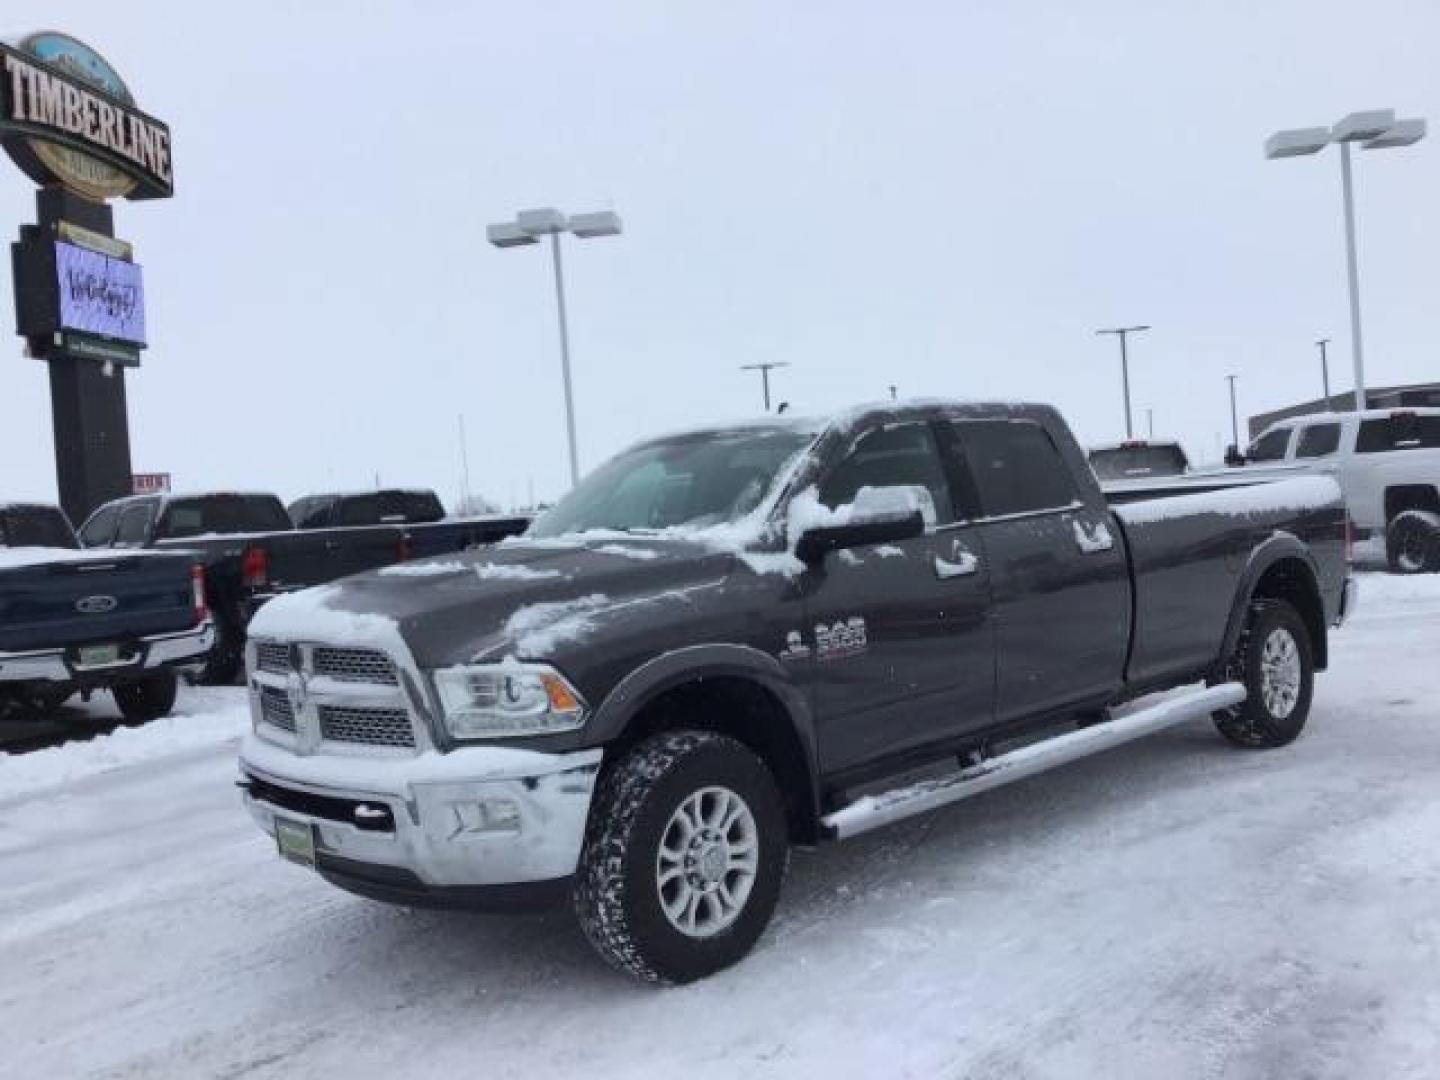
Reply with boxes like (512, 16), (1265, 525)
(823, 682), (1246, 840)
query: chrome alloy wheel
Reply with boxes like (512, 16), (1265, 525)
(1260, 627), (1302, 719)
(656, 785), (759, 938)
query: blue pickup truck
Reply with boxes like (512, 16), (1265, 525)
(0, 502), (215, 722)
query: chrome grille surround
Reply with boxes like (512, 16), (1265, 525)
(248, 639), (421, 755)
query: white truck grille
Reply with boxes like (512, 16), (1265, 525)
(249, 639), (420, 754)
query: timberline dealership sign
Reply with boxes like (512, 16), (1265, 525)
(1, 32), (172, 201)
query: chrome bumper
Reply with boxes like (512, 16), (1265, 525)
(238, 732), (602, 887)
(0, 620), (215, 684)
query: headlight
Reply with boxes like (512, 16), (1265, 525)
(433, 662), (587, 739)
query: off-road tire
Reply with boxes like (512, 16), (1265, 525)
(1386, 509), (1440, 574)
(114, 672), (179, 724)
(574, 730), (788, 985)
(1212, 599), (1313, 749)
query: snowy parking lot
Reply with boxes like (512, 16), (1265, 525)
(3, 571), (1439, 1079)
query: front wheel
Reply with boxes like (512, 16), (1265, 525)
(574, 731), (788, 985)
(113, 672), (179, 724)
(1212, 599), (1314, 749)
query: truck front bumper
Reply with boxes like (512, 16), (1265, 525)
(0, 621), (216, 685)
(238, 732), (602, 910)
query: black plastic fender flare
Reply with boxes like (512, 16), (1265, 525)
(1216, 531), (1327, 672)
(588, 643), (823, 832)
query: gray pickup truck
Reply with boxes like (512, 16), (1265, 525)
(237, 400), (1352, 983)
(1, 502), (214, 721)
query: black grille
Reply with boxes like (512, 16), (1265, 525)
(259, 686), (296, 733)
(313, 646), (397, 685)
(318, 705), (414, 748)
(255, 641), (291, 675)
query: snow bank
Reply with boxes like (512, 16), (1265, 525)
(1116, 475), (1341, 526)
(0, 702), (249, 802)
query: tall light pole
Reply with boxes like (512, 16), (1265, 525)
(1265, 109), (1426, 412)
(740, 362), (789, 412)
(1095, 325), (1150, 438)
(1145, 408), (1154, 440)
(1316, 338), (1332, 404)
(487, 207), (622, 488)
(1226, 374), (1240, 449)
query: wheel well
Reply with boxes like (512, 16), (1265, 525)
(1251, 558), (1327, 670)
(615, 676), (819, 844)
(1385, 485), (1440, 523)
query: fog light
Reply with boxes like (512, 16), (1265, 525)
(451, 797), (522, 835)
(479, 798), (521, 833)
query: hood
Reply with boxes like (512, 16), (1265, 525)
(251, 533), (737, 669)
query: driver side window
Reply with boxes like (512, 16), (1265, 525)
(817, 422), (954, 526)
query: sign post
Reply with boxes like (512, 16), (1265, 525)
(2, 31), (172, 525)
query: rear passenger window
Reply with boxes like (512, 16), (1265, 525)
(1295, 423), (1340, 458)
(818, 422), (955, 525)
(953, 421), (1078, 518)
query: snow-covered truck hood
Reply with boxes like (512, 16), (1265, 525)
(248, 534), (739, 670)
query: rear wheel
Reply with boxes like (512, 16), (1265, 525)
(196, 619), (242, 685)
(113, 672), (179, 724)
(1386, 510), (1440, 574)
(1212, 599), (1314, 749)
(574, 730), (788, 985)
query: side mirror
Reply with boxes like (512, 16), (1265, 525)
(795, 503), (926, 564)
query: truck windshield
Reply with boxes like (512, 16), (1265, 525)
(157, 495), (293, 539)
(1089, 444), (1188, 480)
(528, 425), (819, 538)
(0, 507), (77, 548)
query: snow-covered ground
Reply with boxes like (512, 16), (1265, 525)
(3, 572), (1439, 1078)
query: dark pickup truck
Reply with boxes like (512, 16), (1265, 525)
(79, 491), (529, 682)
(1, 501), (213, 721)
(237, 401), (1352, 984)
(287, 488), (528, 561)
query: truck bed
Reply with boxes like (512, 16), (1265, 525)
(1106, 475), (1347, 691)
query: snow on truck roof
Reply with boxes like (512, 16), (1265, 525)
(631, 399), (1050, 447)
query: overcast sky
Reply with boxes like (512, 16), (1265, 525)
(2, 1), (1437, 510)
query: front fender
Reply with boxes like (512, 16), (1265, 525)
(589, 643), (822, 824)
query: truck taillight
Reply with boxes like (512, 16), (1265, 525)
(191, 564), (208, 624)
(242, 545), (268, 589)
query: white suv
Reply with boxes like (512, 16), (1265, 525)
(1244, 408), (1440, 572)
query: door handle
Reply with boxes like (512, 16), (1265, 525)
(934, 541), (979, 579)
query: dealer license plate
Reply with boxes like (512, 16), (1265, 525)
(274, 816), (317, 868)
(76, 644), (122, 669)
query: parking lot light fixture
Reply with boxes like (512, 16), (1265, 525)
(488, 207), (624, 488)
(1095, 325), (1150, 439)
(1265, 109), (1427, 411)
